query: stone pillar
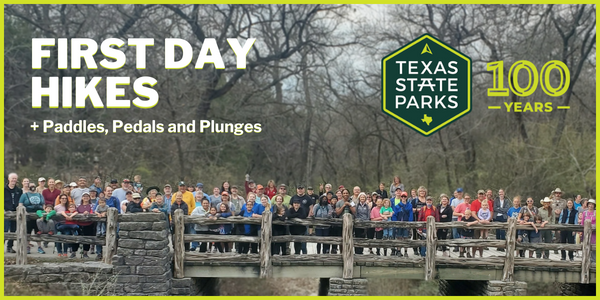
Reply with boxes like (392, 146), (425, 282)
(485, 281), (527, 296)
(328, 278), (369, 296)
(111, 213), (172, 296)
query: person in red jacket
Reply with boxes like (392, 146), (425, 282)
(417, 196), (440, 257)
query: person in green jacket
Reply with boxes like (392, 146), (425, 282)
(36, 204), (56, 235)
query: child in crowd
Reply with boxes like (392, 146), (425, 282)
(132, 175), (143, 194)
(460, 210), (477, 258)
(477, 201), (492, 239)
(57, 203), (80, 258)
(36, 204), (56, 235)
(207, 207), (220, 252)
(517, 213), (538, 257)
(95, 198), (108, 237)
(380, 199), (394, 239)
(530, 215), (543, 258)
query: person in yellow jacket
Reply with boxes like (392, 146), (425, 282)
(171, 181), (195, 214)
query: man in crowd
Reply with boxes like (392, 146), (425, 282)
(210, 187), (222, 209)
(112, 179), (131, 203)
(290, 184), (314, 253)
(172, 181), (195, 214)
(245, 174), (256, 196)
(271, 184), (291, 206)
(89, 176), (103, 194)
(71, 176), (90, 206)
(4, 173), (22, 253)
(255, 185), (267, 201)
(163, 184), (173, 204)
(493, 189), (511, 251)
(319, 183), (332, 196)
(109, 179), (119, 190)
(307, 187), (318, 204)
(193, 183), (210, 200)
(350, 186), (361, 204)
(551, 187), (567, 247)
(230, 186), (245, 215)
(450, 187), (465, 252)
(103, 186), (121, 213)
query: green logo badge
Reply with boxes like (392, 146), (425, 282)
(382, 34), (472, 136)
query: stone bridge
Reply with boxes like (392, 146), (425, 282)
(3, 207), (596, 296)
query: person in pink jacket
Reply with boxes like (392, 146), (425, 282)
(580, 199), (596, 263)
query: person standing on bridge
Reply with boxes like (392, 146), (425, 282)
(171, 192), (190, 251)
(559, 199), (578, 261)
(580, 199), (596, 263)
(354, 193), (370, 255)
(411, 187), (428, 256)
(4, 172), (22, 254)
(291, 184), (314, 254)
(287, 199), (307, 255)
(493, 189), (511, 251)
(393, 191), (413, 257)
(19, 183), (45, 254)
(537, 197), (554, 259)
(551, 188), (567, 248)
(450, 188), (465, 253)
(329, 195), (341, 254)
(417, 196), (439, 257)
(438, 194), (453, 257)
(313, 195), (333, 254)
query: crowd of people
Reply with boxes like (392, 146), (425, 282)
(3, 172), (596, 263)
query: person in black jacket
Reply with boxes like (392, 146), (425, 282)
(287, 200), (307, 254)
(5, 173), (22, 253)
(437, 194), (454, 257)
(126, 193), (144, 213)
(170, 192), (190, 251)
(271, 205), (288, 255)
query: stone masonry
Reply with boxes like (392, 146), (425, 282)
(485, 280), (527, 296)
(328, 278), (369, 296)
(110, 213), (173, 296)
(5, 262), (114, 295)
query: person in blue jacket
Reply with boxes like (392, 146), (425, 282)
(392, 192), (413, 257)
(238, 201), (258, 254)
(216, 203), (233, 253)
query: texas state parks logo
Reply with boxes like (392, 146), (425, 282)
(382, 34), (472, 136)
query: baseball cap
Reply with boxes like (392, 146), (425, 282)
(126, 190), (133, 195)
(110, 179), (118, 184)
(38, 177), (46, 182)
(456, 188), (464, 193)
(132, 193), (141, 198)
(122, 179), (131, 183)
(307, 186), (313, 190)
(257, 184), (264, 190)
(89, 189), (97, 194)
(69, 182), (77, 187)
(221, 191), (229, 196)
(196, 183), (203, 188)
(477, 190), (485, 194)
(178, 181), (186, 186)
(82, 192), (90, 196)
(279, 184), (287, 188)
(297, 184), (305, 189)
(554, 188), (562, 193)
(164, 184), (171, 188)
(55, 180), (63, 185)
(401, 191), (408, 197)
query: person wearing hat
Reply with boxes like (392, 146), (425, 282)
(77, 192), (95, 258)
(493, 189), (511, 251)
(193, 183), (210, 200)
(163, 184), (173, 204)
(271, 184), (291, 206)
(307, 186), (318, 205)
(71, 176), (90, 206)
(54, 179), (64, 190)
(126, 193), (144, 213)
(171, 181), (195, 214)
(88, 189), (98, 207)
(42, 178), (61, 207)
(109, 179), (119, 190)
(19, 182), (44, 254)
(121, 191), (133, 213)
(36, 177), (46, 194)
(551, 188), (567, 223)
(112, 179), (131, 204)
(142, 186), (160, 211)
(255, 184), (267, 201)
(537, 197), (555, 259)
(580, 199), (596, 263)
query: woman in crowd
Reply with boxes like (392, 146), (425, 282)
(438, 194), (453, 257)
(417, 196), (439, 257)
(518, 197), (539, 219)
(217, 203), (233, 253)
(411, 186), (428, 255)
(221, 181), (232, 195)
(141, 187), (159, 211)
(558, 199), (578, 261)
(191, 199), (211, 252)
(77, 192), (95, 258)
(313, 195), (333, 254)
(370, 196), (384, 255)
(580, 199), (596, 263)
(355, 192), (370, 254)
(239, 201), (258, 254)
(58, 203), (80, 258)
(171, 192), (190, 251)
(265, 180), (277, 199)
(272, 204), (288, 255)
(390, 176), (404, 194)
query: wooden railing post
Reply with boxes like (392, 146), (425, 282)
(580, 219), (592, 284)
(425, 216), (436, 281)
(103, 207), (118, 264)
(502, 218), (517, 281)
(342, 213), (354, 279)
(15, 205), (27, 265)
(260, 210), (273, 278)
(173, 209), (185, 279)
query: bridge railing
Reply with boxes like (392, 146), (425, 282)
(4, 206), (119, 265)
(175, 209), (595, 283)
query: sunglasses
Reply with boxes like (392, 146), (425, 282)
(401, 196), (407, 198)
